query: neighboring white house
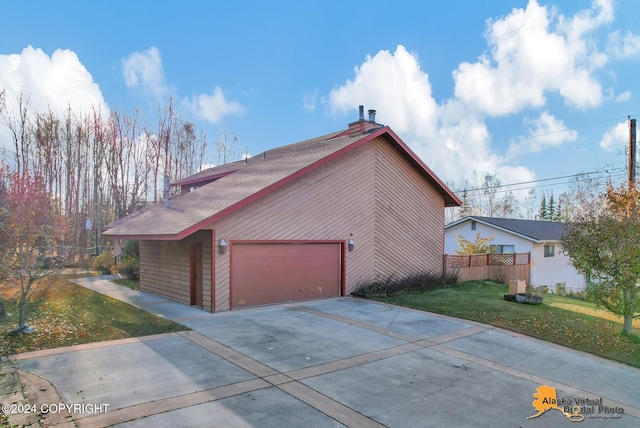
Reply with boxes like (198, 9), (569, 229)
(444, 216), (586, 292)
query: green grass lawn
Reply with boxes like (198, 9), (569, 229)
(0, 275), (187, 356)
(376, 280), (640, 368)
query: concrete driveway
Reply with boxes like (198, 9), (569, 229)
(7, 276), (640, 427)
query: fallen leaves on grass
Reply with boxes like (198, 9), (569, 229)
(379, 281), (640, 368)
(0, 276), (187, 356)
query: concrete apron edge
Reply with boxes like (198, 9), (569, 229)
(7, 332), (185, 362)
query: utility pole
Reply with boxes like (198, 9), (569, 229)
(629, 116), (636, 188)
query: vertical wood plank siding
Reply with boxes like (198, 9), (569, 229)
(373, 140), (445, 277)
(211, 137), (446, 311)
(212, 141), (378, 311)
(138, 136), (447, 312)
(139, 230), (212, 308)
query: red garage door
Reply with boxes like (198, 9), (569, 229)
(230, 242), (342, 308)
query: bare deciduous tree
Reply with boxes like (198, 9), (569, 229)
(0, 92), (213, 263)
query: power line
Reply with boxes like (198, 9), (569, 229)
(442, 114), (634, 156)
(468, 172), (628, 197)
(454, 170), (600, 193)
(526, 114), (634, 140)
(454, 168), (623, 194)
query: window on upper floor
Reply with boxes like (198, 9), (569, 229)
(471, 221), (477, 230)
(544, 244), (555, 257)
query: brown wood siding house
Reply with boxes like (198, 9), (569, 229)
(103, 111), (460, 312)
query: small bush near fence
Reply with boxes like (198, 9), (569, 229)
(352, 270), (458, 298)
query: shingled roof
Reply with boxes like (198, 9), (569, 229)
(446, 216), (569, 242)
(103, 125), (461, 240)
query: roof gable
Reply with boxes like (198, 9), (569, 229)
(104, 127), (460, 240)
(446, 216), (569, 242)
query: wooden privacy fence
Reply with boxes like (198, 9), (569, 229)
(443, 253), (531, 284)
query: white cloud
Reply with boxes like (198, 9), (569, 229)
(303, 89), (318, 111)
(557, 0), (613, 39)
(327, 45), (536, 189)
(614, 91), (631, 102)
(0, 45), (108, 120)
(122, 46), (169, 100)
(453, 0), (609, 115)
(599, 121), (628, 152)
(182, 86), (245, 124)
(326, 0), (624, 193)
(329, 45), (438, 138)
(506, 111), (578, 159)
(122, 46), (244, 123)
(607, 30), (640, 58)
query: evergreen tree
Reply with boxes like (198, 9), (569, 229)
(548, 192), (555, 221)
(458, 189), (472, 219)
(555, 200), (563, 221)
(538, 195), (547, 220)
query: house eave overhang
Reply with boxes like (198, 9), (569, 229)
(105, 127), (460, 240)
(189, 127), (461, 231)
(379, 128), (461, 207)
(101, 232), (181, 241)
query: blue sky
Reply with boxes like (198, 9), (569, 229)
(1, 0), (638, 204)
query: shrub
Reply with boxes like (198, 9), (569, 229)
(352, 270), (457, 298)
(120, 240), (139, 261)
(89, 250), (114, 273)
(112, 258), (139, 278)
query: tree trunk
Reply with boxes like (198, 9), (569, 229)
(622, 315), (634, 335)
(622, 288), (634, 335)
(18, 298), (27, 328)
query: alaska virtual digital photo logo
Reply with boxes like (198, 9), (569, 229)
(527, 385), (625, 422)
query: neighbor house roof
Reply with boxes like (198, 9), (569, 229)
(445, 216), (568, 243)
(103, 126), (461, 240)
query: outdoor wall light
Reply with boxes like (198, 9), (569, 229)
(347, 238), (355, 252)
(218, 239), (228, 255)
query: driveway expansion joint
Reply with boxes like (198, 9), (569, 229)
(176, 328), (407, 426)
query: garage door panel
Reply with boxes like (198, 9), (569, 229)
(231, 243), (341, 308)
